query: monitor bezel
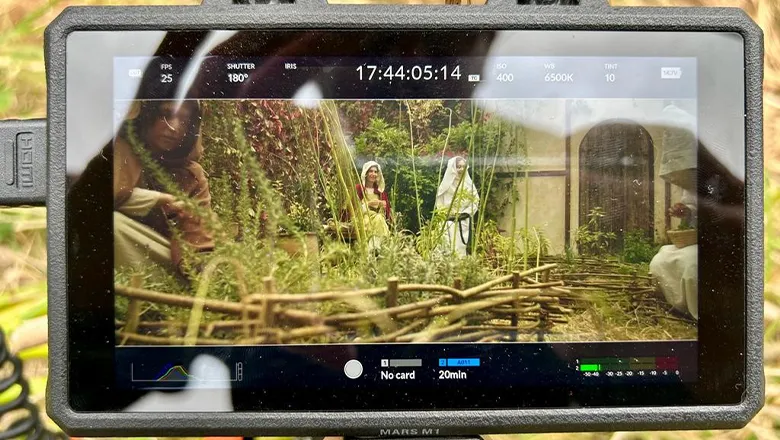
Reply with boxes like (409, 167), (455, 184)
(46, 3), (763, 437)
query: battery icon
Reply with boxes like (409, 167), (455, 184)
(468, 74), (481, 82)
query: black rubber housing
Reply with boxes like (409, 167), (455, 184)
(43, 0), (764, 436)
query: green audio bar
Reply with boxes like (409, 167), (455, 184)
(579, 359), (660, 372)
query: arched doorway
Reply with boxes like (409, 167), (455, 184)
(578, 120), (654, 253)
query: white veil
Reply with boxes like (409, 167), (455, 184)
(360, 160), (386, 193)
(435, 156), (478, 214)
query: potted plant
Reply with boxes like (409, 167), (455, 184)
(666, 203), (696, 248)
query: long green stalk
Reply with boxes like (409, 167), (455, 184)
(319, 101), (367, 251)
(472, 117), (501, 255)
(523, 164), (530, 271)
(461, 102), (480, 255)
(522, 123), (530, 271)
(301, 109), (344, 243)
(237, 160), (254, 244)
(435, 107), (454, 197)
(534, 227), (542, 281)
(289, 106), (320, 232)
(426, 103), (455, 235)
(508, 125), (522, 270)
(467, 102), (479, 189)
(406, 101), (423, 231)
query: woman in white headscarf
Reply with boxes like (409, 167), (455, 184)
(435, 156), (480, 256)
(356, 161), (392, 250)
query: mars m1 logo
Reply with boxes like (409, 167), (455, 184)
(379, 428), (441, 436)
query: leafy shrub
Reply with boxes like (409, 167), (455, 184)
(621, 230), (659, 264)
(575, 207), (616, 256)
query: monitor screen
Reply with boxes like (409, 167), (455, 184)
(64, 30), (746, 412)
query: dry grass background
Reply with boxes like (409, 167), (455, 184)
(0, 0), (778, 438)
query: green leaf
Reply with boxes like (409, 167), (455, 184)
(0, 0), (59, 47)
(0, 87), (13, 115)
(0, 221), (14, 244)
(1, 43), (45, 61)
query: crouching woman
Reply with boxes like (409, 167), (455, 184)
(112, 100), (215, 275)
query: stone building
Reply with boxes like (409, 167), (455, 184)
(486, 99), (696, 255)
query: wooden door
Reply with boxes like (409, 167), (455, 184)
(578, 120), (654, 252)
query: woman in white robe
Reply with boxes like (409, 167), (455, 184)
(435, 156), (479, 256)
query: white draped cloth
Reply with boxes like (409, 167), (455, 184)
(435, 156), (479, 256)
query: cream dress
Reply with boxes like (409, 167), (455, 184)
(114, 188), (174, 271)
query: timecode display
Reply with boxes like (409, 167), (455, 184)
(356, 65), (462, 81)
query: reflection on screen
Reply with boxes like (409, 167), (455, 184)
(24, 43), (689, 365)
(107, 96), (698, 349)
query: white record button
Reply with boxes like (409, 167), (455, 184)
(344, 360), (363, 379)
